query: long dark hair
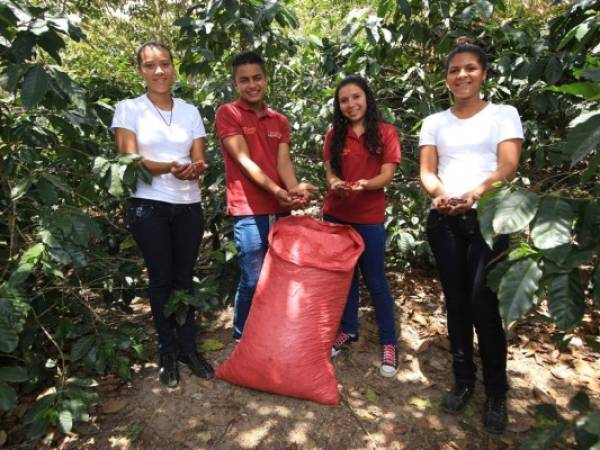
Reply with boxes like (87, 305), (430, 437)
(329, 76), (382, 178)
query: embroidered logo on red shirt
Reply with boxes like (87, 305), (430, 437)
(242, 127), (256, 135)
(267, 130), (282, 139)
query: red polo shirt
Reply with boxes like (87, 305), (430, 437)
(323, 122), (401, 224)
(215, 99), (291, 216)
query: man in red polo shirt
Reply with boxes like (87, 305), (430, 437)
(215, 51), (315, 340)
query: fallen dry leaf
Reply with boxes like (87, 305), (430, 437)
(416, 338), (433, 353)
(550, 367), (572, 380)
(0, 430), (7, 447)
(426, 416), (444, 431)
(533, 387), (554, 404)
(101, 398), (128, 414)
(507, 416), (535, 433)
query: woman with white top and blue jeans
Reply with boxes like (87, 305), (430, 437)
(419, 37), (523, 434)
(112, 41), (214, 388)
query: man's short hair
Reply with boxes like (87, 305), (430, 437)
(231, 51), (266, 78)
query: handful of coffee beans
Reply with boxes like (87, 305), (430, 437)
(438, 197), (468, 207)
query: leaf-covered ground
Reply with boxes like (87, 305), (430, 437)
(46, 268), (600, 449)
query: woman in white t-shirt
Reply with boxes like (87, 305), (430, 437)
(111, 41), (214, 388)
(419, 37), (524, 434)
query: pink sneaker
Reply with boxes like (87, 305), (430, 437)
(380, 344), (399, 377)
(331, 331), (357, 357)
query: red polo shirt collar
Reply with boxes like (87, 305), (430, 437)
(234, 98), (276, 118)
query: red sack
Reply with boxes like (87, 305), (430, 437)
(216, 215), (364, 404)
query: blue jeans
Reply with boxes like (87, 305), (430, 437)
(324, 215), (398, 345)
(231, 215), (272, 339)
(127, 198), (203, 355)
(426, 209), (509, 397)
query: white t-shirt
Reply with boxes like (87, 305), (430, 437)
(419, 103), (524, 198)
(111, 94), (206, 204)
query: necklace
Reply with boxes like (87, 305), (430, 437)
(147, 95), (174, 126)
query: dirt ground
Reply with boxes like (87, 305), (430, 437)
(54, 268), (600, 450)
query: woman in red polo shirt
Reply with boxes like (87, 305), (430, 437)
(323, 75), (401, 377)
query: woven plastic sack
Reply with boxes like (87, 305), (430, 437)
(216, 215), (364, 404)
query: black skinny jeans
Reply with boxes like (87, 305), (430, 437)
(127, 198), (204, 355)
(426, 209), (509, 398)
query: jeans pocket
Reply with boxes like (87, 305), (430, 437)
(127, 204), (154, 228)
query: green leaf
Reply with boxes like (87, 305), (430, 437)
(0, 63), (30, 92)
(126, 421), (145, 442)
(548, 271), (585, 329)
(478, 187), (510, 248)
(460, 1), (494, 21)
(487, 259), (511, 293)
(8, 262), (33, 287)
(92, 156), (110, 178)
(10, 31), (37, 61)
(520, 425), (567, 450)
(41, 173), (71, 193)
(396, 232), (415, 254)
(0, 366), (28, 383)
(58, 410), (73, 433)
(409, 396), (438, 409)
(498, 258), (543, 324)
(108, 164), (126, 197)
(10, 176), (33, 200)
(508, 243), (538, 261)
(544, 56), (563, 85)
(493, 190), (540, 234)
(531, 197), (574, 250)
(366, 387), (378, 403)
(115, 356), (130, 380)
(580, 68), (600, 82)
(547, 82), (600, 100)
(578, 200), (600, 247)
(568, 391), (590, 413)
(66, 377), (98, 388)
(535, 403), (562, 425)
(200, 339), (224, 352)
(583, 412), (600, 435)
(565, 111), (600, 166)
(37, 29), (65, 63)
(0, 381), (17, 411)
(20, 65), (49, 108)
(528, 58), (547, 84)
(71, 335), (96, 361)
(21, 243), (44, 265)
(35, 178), (59, 205)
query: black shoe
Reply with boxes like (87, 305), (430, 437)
(484, 396), (508, 434)
(159, 352), (180, 388)
(178, 351), (214, 380)
(441, 384), (474, 414)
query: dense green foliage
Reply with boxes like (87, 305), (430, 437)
(0, 0), (599, 446)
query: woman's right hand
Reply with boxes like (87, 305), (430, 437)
(433, 195), (453, 215)
(330, 180), (351, 198)
(170, 161), (208, 180)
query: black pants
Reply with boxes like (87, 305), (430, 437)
(127, 198), (204, 355)
(426, 209), (509, 398)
